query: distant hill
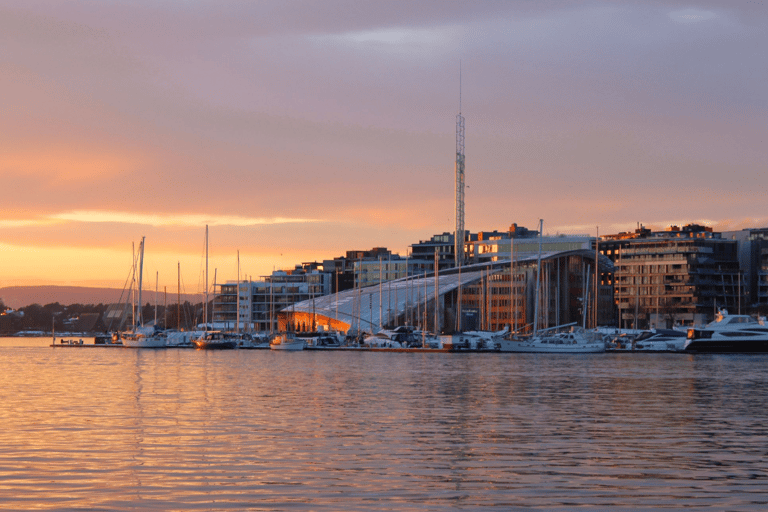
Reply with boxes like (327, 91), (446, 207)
(0, 286), (201, 309)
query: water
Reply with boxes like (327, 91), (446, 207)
(1, 338), (767, 510)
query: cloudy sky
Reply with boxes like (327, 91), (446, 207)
(1, 0), (766, 292)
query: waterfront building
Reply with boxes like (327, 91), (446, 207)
(214, 265), (332, 333)
(722, 227), (768, 307)
(354, 256), (433, 288)
(600, 224), (741, 328)
(284, 249), (613, 334)
(410, 232), (462, 271)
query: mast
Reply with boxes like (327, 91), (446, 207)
(594, 226), (599, 329)
(533, 220), (543, 335)
(131, 242), (136, 330)
(387, 255), (392, 328)
(434, 248), (439, 334)
(204, 225), (208, 330)
(236, 250), (241, 334)
(511, 235), (516, 333)
(177, 262), (181, 330)
(137, 237), (145, 328)
(155, 271), (158, 327)
(583, 264), (590, 329)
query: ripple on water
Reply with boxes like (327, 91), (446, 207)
(1, 347), (768, 510)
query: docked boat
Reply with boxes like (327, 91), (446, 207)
(441, 329), (506, 351)
(305, 332), (344, 348)
(499, 325), (605, 353)
(121, 329), (167, 348)
(684, 310), (768, 353)
(235, 333), (270, 349)
(193, 331), (238, 350)
(119, 237), (167, 349)
(270, 332), (305, 351)
(606, 329), (687, 352)
(363, 326), (428, 348)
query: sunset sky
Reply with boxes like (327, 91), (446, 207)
(2, 0), (766, 293)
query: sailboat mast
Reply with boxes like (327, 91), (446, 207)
(204, 225), (208, 329)
(137, 237), (145, 327)
(533, 220), (543, 335)
(511, 235), (516, 333)
(434, 248), (439, 334)
(177, 262), (181, 330)
(594, 226), (599, 329)
(236, 250), (241, 334)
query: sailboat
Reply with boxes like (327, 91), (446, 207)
(121, 237), (167, 348)
(499, 220), (605, 354)
(192, 226), (238, 350)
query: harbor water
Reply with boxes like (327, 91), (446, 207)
(1, 337), (767, 510)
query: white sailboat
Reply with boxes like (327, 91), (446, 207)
(193, 226), (238, 350)
(499, 324), (605, 353)
(499, 220), (605, 354)
(121, 237), (167, 348)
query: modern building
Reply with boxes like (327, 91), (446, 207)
(600, 224), (741, 328)
(722, 227), (768, 307)
(410, 232), (461, 271)
(354, 256), (434, 288)
(214, 265), (332, 333)
(284, 249), (614, 334)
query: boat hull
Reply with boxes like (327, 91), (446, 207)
(193, 340), (238, 350)
(499, 339), (605, 353)
(270, 340), (305, 351)
(122, 336), (166, 348)
(684, 336), (768, 353)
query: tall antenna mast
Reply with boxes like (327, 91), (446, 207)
(454, 62), (466, 267)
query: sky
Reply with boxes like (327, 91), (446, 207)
(1, 0), (766, 293)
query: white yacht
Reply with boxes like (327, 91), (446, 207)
(685, 310), (768, 353)
(500, 325), (605, 353)
(606, 329), (687, 352)
(121, 329), (167, 348)
(440, 330), (506, 351)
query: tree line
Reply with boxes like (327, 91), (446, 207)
(0, 298), (209, 335)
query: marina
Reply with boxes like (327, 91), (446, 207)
(2, 339), (767, 510)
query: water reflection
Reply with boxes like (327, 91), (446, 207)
(1, 347), (767, 510)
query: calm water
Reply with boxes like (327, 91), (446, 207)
(1, 338), (767, 510)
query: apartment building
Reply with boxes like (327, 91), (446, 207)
(600, 224), (741, 328)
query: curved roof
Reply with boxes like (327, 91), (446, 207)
(287, 249), (612, 331)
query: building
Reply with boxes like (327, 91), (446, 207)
(214, 265), (332, 333)
(722, 227), (768, 307)
(354, 256), (434, 288)
(285, 249), (614, 334)
(600, 224), (741, 328)
(410, 232), (461, 271)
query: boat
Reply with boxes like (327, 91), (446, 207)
(270, 332), (305, 351)
(120, 237), (167, 348)
(441, 329), (507, 351)
(684, 309), (768, 353)
(606, 329), (687, 352)
(230, 332), (270, 349)
(304, 332), (344, 348)
(121, 328), (167, 348)
(500, 324), (606, 353)
(191, 226), (237, 350)
(193, 331), (239, 350)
